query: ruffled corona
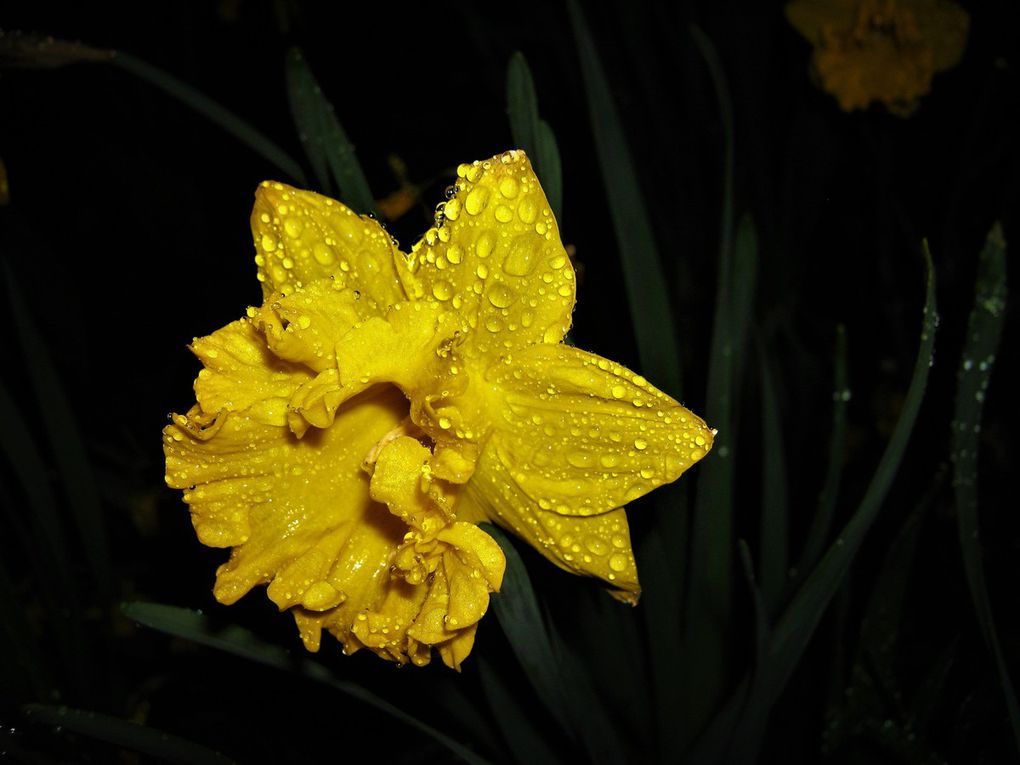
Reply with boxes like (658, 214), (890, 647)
(163, 150), (714, 667)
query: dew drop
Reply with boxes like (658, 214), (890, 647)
(499, 176), (519, 198)
(312, 243), (334, 265)
(465, 186), (490, 215)
(609, 553), (628, 572)
(634, 438), (648, 450)
(567, 450), (595, 468)
(432, 281), (453, 301)
(503, 233), (541, 276)
(487, 283), (516, 308)
(474, 235), (496, 265)
(585, 536), (609, 556)
(517, 195), (539, 223)
(494, 204), (513, 223)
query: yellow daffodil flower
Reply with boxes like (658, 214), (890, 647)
(786, 0), (969, 116)
(163, 150), (713, 668)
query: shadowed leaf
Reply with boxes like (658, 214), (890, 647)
(111, 52), (306, 184)
(285, 47), (378, 216)
(122, 602), (488, 765)
(22, 704), (235, 765)
(950, 221), (1018, 753)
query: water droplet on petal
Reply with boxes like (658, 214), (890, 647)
(499, 177), (519, 198)
(465, 186), (490, 215)
(312, 243), (334, 265)
(487, 283), (515, 308)
(585, 536), (609, 555)
(503, 233), (541, 276)
(517, 195), (539, 224)
(432, 281), (453, 301)
(475, 231), (495, 259)
(609, 554), (628, 572)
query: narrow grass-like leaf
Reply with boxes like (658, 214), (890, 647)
(22, 704), (234, 765)
(566, 0), (681, 398)
(506, 52), (539, 160)
(690, 25), (735, 290)
(724, 541), (772, 765)
(635, 484), (689, 753)
(479, 523), (573, 737)
(795, 325), (849, 582)
(573, 582), (654, 747)
(546, 604), (629, 764)
(285, 48), (332, 193)
(758, 344), (789, 616)
(284, 48), (377, 215)
(950, 221), (1018, 752)
(684, 215), (757, 737)
(535, 120), (563, 223)
(505, 53), (563, 221)
(7, 267), (111, 601)
(769, 246), (937, 698)
(701, 248), (936, 763)
(123, 602), (488, 765)
(111, 52), (306, 184)
(477, 655), (560, 765)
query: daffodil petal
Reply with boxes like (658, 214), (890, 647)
(254, 281), (364, 371)
(485, 343), (713, 517)
(368, 435), (445, 530)
(252, 181), (404, 307)
(438, 623), (477, 671)
(436, 522), (505, 591)
(463, 448), (640, 601)
(400, 150), (575, 359)
(190, 318), (311, 427)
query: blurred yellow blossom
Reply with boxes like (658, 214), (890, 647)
(786, 0), (969, 115)
(163, 150), (713, 668)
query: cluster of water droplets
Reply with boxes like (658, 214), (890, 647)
(400, 151), (575, 358)
(252, 181), (399, 303)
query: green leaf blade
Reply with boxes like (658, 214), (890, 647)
(566, 0), (681, 399)
(285, 48), (378, 215)
(22, 704), (235, 765)
(769, 245), (938, 697)
(758, 346), (789, 617)
(506, 53), (564, 222)
(123, 602), (488, 764)
(111, 52), (307, 184)
(950, 222), (1018, 753)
